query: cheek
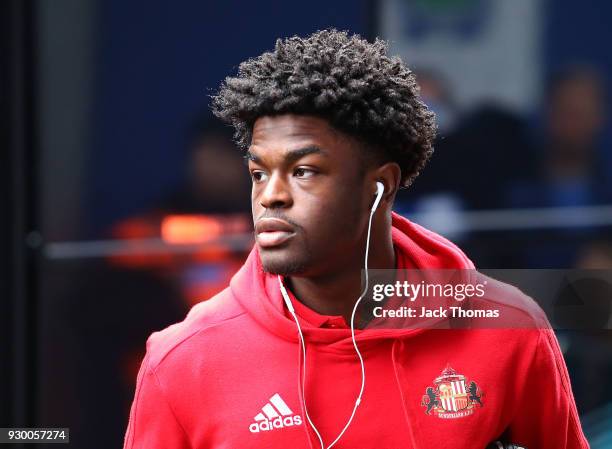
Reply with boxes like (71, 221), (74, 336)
(250, 184), (263, 214)
(330, 179), (367, 218)
(297, 187), (365, 243)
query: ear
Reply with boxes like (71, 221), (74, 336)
(371, 162), (401, 208)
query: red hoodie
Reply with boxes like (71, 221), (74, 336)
(123, 212), (590, 449)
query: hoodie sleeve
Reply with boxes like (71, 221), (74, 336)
(123, 353), (191, 449)
(506, 328), (590, 449)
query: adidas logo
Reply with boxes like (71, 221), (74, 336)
(249, 393), (303, 433)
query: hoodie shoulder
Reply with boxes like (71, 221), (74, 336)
(473, 275), (550, 328)
(391, 212), (475, 269)
(144, 287), (247, 370)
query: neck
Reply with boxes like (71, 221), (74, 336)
(286, 217), (396, 326)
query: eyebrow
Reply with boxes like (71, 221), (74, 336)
(245, 145), (328, 165)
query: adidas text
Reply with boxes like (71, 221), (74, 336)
(249, 415), (303, 433)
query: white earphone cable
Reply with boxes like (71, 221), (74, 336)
(278, 182), (382, 449)
(279, 280), (326, 449)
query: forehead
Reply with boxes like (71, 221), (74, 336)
(250, 114), (356, 157)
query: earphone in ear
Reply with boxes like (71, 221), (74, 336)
(372, 181), (384, 213)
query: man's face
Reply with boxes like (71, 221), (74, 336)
(248, 115), (372, 276)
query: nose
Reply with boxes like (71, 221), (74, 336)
(258, 173), (293, 209)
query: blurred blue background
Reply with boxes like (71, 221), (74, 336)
(3, 0), (612, 448)
(43, 0), (612, 240)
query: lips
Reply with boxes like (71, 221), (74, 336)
(255, 218), (296, 248)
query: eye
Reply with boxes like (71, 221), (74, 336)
(250, 170), (268, 183)
(294, 167), (317, 179)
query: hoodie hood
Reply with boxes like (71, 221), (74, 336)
(230, 211), (474, 352)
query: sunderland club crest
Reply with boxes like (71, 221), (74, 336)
(421, 365), (484, 419)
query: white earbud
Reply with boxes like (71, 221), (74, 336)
(372, 181), (384, 213)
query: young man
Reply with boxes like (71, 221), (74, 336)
(123, 30), (589, 449)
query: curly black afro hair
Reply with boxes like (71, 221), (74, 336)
(212, 29), (436, 188)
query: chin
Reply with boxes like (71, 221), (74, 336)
(259, 252), (309, 276)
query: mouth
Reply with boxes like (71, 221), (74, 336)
(256, 230), (295, 248)
(255, 218), (297, 249)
